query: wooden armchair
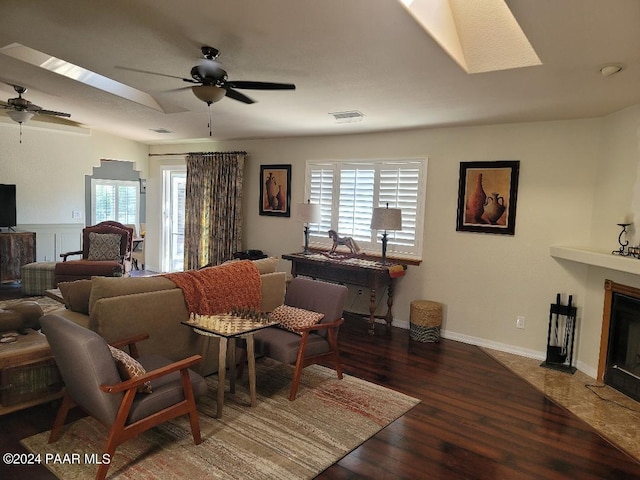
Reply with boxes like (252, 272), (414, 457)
(247, 277), (348, 400)
(54, 221), (134, 284)
(40, 314), (208, 480)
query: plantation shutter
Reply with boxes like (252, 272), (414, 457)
(305, 159), (426, 259)
(117, 184), (138, 224)
(378, 165), (420, 247)
(92, 180), (139, 226)
(338, 168), (375, 241)
(94, 184), (116, 223)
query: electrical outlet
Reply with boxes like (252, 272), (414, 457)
(516, 316), (525, 329)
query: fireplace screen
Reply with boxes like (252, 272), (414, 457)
(606, 293), (640, 402)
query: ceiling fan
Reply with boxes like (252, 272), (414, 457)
(1, 84), (71, 122)
(120, 46), (296, 106)
(119, 46), (295, 136)
(1, 84), (71, 142)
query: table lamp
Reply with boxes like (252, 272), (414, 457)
(370, 203), (402, 264)
(295, 200), (322, 254)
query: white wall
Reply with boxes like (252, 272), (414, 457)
(577, 104), (640, 376)
(10, 103), (640, 379)
(149, 116), (605, 373)
(0, 119), (148, 259)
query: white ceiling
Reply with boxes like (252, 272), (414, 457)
(0, 0), (638, 145)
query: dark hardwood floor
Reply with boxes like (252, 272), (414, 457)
(1, 284), (640, 479)
(319, 320), (640, 480)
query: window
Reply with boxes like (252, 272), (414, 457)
(305, 158), (427, 259)
(91, 179), (139, 225)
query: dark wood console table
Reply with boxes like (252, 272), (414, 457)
(282, 253), (406, 335)
(0, 231), (36, 283)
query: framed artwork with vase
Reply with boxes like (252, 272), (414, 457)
(260, 164), (291, 217)
(456, 160), (520, 235)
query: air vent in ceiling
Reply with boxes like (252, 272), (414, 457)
(330, 110), (364, 123)
(150, 128), (172, 134)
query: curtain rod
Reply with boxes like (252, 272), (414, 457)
(148, 151), (247, 157)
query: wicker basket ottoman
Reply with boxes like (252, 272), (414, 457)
(410, 300), (443, 342)
(21, 262), (58, 295)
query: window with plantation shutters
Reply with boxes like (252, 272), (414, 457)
(305, 159), (426, 259)
(91, 179), (139, 226)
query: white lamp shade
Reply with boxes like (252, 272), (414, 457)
(370, 206), (402, 231)
(7, 110), (35, 124)
(191, 85), (226, 104)
(295, 202), (322, 223)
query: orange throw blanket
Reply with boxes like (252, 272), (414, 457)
(164, 260), (262, 315)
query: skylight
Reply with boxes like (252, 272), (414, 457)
(397, 0), (541, 73)
(0, 43), (164, 112)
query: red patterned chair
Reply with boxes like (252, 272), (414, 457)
(54, 221), (134, 284)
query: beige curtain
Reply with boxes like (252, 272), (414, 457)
(184, 151), (246, 269)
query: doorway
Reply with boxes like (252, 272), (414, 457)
(161, 167), (186, 272)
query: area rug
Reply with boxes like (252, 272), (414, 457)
(21, 358), (419, 479)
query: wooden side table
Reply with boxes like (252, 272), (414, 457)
(182, 313), (278, 418)
(0, 329), (63, 415)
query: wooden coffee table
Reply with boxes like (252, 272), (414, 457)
(182, 312), (278, 418)
(0, 329), (63, 415)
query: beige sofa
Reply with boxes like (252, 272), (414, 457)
(52, 258), (286, 375)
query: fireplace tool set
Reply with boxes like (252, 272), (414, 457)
(541, 293), (577, 374)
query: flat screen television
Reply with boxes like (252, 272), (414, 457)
(0, 184), (17, 229)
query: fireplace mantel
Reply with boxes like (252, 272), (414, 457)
(550, 246), (640, 275)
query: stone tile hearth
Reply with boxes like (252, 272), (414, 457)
(483, 348), (640, 463)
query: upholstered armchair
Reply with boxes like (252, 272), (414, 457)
(248, 277), (348, 400)
(54, 221), (134, 284)
(41, 314), (207, 480)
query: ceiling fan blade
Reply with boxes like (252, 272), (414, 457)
(225, 88), (255, 104)
(165, 85), (194, 93)
(226, 81), (296, 90)
(38, 109), (71, 118)
(114, 66), (197, 83)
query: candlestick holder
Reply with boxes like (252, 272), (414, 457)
(612, 223), (632, 256)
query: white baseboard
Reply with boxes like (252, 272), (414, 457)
(386, 319), (597, 379)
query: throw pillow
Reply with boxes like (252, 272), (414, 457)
(108, 345), (152, 394)
(87, 232), (122, 261)
(58, 279), (92, 314)
(269, 304), (324, 335)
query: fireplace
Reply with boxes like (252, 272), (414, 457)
(598, 280), (640, 401)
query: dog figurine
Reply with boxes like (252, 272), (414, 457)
(328, 230), (361, 255)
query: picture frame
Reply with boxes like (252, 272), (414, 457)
(260, 164), (291, 217)
(456, 160), (520, 235)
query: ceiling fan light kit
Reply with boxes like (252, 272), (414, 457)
(191, 85), (226, 105)
(6, 109), (34, 123)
